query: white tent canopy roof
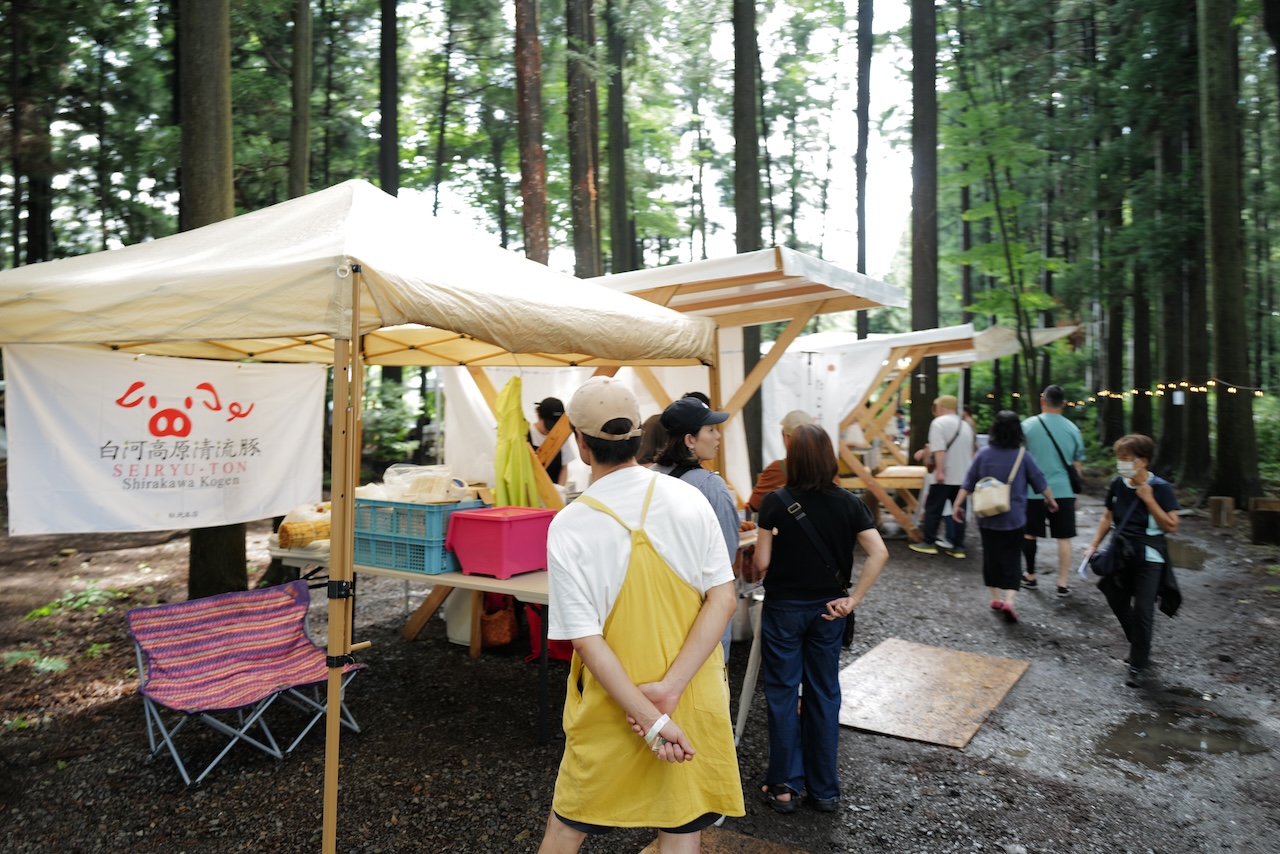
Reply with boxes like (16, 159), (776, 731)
(940, 324), (1079, 368)
(590, 245), (907, 327)
(0, 180), (715, 366)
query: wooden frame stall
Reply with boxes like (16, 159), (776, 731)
(833, 329), (977, 541)
(593, 246), (907, 501)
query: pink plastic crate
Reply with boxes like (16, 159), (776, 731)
(445, 507), (558, 579)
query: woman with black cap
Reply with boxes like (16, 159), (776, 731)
(652, 396), (740, 663)
(530, 397), (575, 486)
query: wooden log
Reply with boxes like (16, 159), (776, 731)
(1208, 496), (1235, 527)
(1248, 498), (1280, 546)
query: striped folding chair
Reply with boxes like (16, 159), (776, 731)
(127, 580), (364, 786)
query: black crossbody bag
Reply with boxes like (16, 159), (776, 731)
(776, 487), (856, 648)
(1038, 415), (1084, 493)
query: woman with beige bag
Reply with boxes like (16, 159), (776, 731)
(952, 411), (1057, 623)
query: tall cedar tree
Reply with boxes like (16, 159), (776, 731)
(910, 0), (938, 453)
(855, 0), (872, 338)
(1198, 0), (1261, 502)
(289, 0), (312, 199)
(179, 0), (246, 598)
(514, 0), (549, 263)
(733, 0), (763, 476)
(567, 0), (602, 277)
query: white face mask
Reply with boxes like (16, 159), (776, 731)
(1116, 460), (1137, 479)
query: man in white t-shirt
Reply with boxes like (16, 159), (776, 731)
(539, 376), (742, 852)
(909, 394), (975, 558)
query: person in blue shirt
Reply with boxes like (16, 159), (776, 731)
(1086, 434), (1181, 689)
(1021, 385), (1086, 596)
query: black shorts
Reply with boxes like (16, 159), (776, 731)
(1025, 497), (1076, 539)
(554, 810), (721, 836)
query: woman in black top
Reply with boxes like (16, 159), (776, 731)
(752, 424), (888, 813)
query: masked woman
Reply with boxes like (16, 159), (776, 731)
(1085, 434), (1180, 689)
(752, 424), (887, 813)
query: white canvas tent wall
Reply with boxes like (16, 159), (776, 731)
(761, 325), (977, 463)
(0, 179), (716, 853)
(440, 328), (751, 496)
(761, 325), (977, 539)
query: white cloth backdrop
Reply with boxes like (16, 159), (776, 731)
(440, 329), (751, 503)
(761, 326), (975, 463)
(6, 345), (324, 534)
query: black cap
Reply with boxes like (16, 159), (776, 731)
(536, 397), (565, 420)
(661, 397), (729, 437)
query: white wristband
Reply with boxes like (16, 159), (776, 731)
(644, 714), (670, 747)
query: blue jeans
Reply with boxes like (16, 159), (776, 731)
(922, 483), (966, 547)
(761, 598), (845, 801)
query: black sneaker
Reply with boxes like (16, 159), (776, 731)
(1125, 668), (1145, 688)
(1021, 575), (1038, 589)
(1056, 586), (1070, 597)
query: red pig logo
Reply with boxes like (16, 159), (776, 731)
(115, 381), (255, 438)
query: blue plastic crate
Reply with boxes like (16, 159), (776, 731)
(354, 499), (483, 539)
(353, 532), (460, 575)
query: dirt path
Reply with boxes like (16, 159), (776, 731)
(0, 491), (1276, 853)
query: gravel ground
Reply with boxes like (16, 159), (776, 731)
(1, 487), (1277, 853)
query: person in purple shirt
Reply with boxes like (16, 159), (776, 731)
(952, 411), (1058, 624)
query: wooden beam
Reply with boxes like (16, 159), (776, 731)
(710, 295), (879, 329)
(534, 415), (572, 467)
(722, 304), (818, 417)
(839, 446), (921, 541)
(466, 366), (500, 414)
(527, 443), (565, 510)
(631, 366), (674, 411)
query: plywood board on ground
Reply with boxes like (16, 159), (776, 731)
(838, 637), (1029, 748)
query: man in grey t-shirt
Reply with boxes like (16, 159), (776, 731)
(909, 394), (975, 558)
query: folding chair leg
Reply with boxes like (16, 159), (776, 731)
(142, 695), (285, 786)
(281, 671), (362, 755)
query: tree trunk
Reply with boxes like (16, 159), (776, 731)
(1198, 0), (1261, 503)
(23, 105), (53, 264)
(288, 0), (312, 199)
(567, 0), (602, 278)
(1263, 0), (1280, 116)
(9, 3), (22, 267)
(180, 0), (245, 597)
(431, 4), (456, 215)
(379, 0), (399, 196)
(514, 0), (549, 264)
(733, 0), (764, 478)
(1152, 122), (1186, 478)
(909, 0), (938, 454)
(604, 0), (635, 273)
(1131, 262), (1152, 437)
(855, 0), (872, 338)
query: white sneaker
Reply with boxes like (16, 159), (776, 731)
(936, 536), (954, 549)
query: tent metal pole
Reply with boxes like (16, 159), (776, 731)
(323, 264), (369, 854)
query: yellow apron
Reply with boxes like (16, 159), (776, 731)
(552, 479), (745, 827)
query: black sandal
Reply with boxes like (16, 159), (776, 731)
(759, 783), (799, 814)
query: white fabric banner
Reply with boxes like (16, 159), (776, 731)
(6, 345), (325, 535)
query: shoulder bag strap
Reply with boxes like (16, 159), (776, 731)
(1037, 415), (1073, 471)
(776, 487), (847, 594)
(1008, 447), (1026, 481)
(1107, 484), (1143, 539)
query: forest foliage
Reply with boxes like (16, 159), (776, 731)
(3, 0), (1280, 497)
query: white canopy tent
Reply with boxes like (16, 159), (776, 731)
(939, 324), (1080, 370)
(0, 179), (717, 852)
(761, 326), (976, 463)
